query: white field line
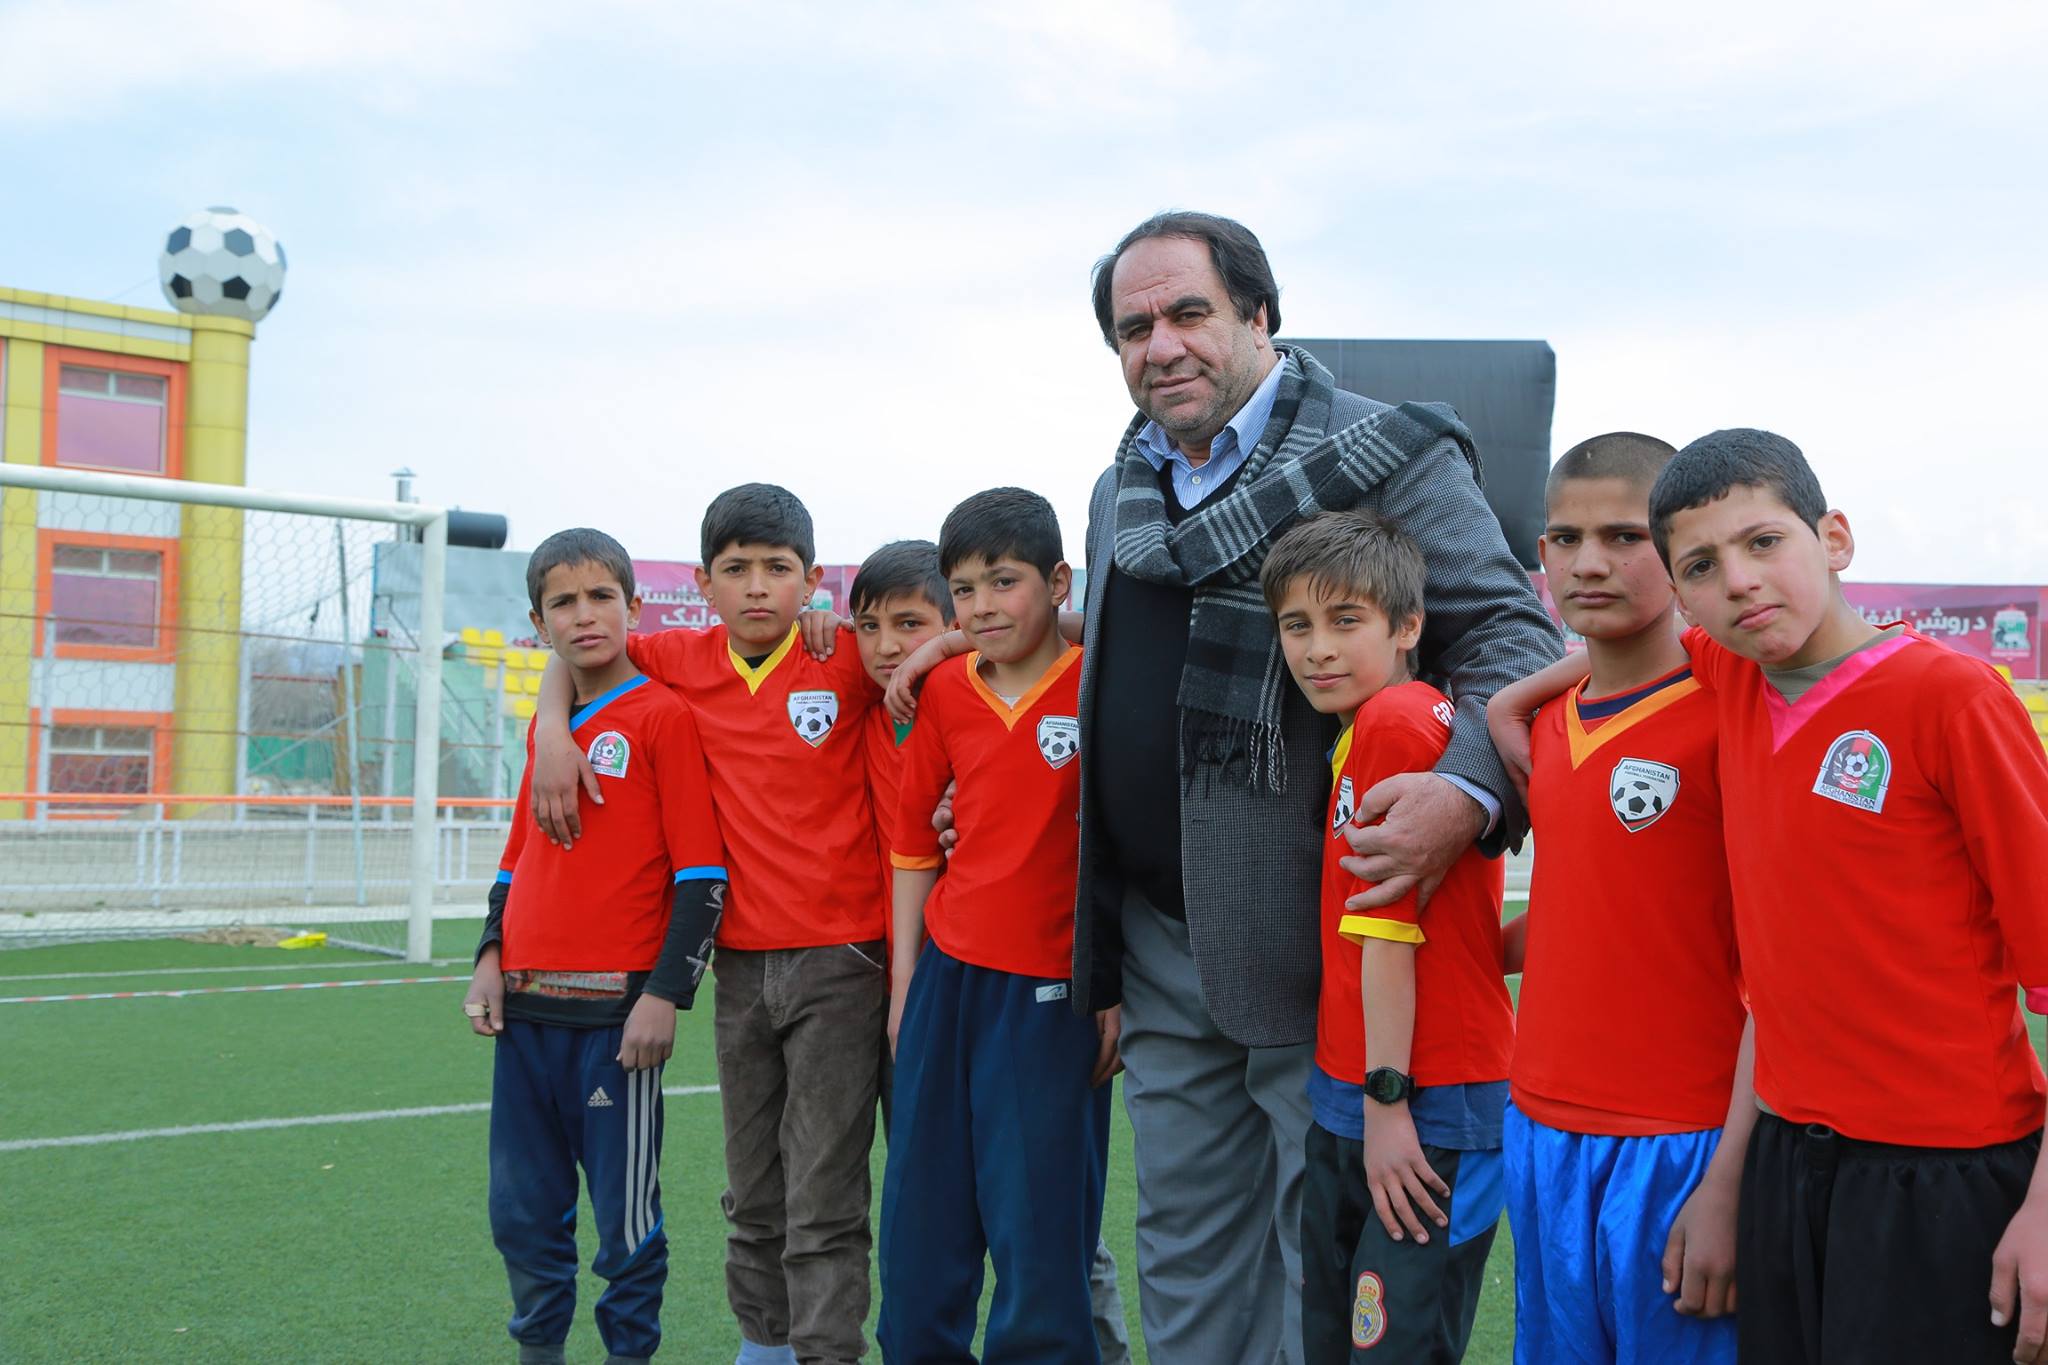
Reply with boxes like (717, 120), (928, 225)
(0, 1085), (723, 1153)
(0, 974), (467, 1005)
(0, 958), (466, 985)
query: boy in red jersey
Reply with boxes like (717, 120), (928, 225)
(1492, 434), (1751, 1365)
(464, 528), (728, 1365)
(1259, 509), (1514, 1364)
(1493, 430), (2048, 1365)
(529, 486), (885, 1365)
(877, 488), (1118, 1363)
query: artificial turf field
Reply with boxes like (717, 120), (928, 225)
(0, 922), (1524, 1364)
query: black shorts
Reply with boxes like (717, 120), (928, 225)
(1301, 1122), (1499, 1364)
(1738, 1111), (2041, 1365)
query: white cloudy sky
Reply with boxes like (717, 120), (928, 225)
(3, 0), (2043, 581)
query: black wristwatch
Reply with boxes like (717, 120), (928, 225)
(1363, 1067), (1416, 1105)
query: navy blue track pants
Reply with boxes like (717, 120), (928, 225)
(489, 1018), (667, 1358)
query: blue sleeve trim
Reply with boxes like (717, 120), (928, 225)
(570, 673), (650, 731)
(495, 870), (513, 885)
(673, 865), (727, 883)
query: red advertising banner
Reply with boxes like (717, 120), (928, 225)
(1527, 574), (2044, 679)
(632, 561), (862, 634)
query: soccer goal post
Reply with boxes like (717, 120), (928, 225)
(0, 462), (466, 962)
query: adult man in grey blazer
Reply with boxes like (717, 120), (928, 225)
(1074, 211), (1559, 1363)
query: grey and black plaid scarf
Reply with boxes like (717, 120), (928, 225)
(1110, 346), (1479, 792)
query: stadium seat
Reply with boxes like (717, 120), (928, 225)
(523, 674), (541, 695)
(529, 650), (552, 670)
(1996, 664), (2014, 683)
(512, 696), (537, 719)
(484, 629), (506, 647)
(2024, 693), (2048, 714)
(460, 626), (484, 648)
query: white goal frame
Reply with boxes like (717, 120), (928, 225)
(0, 462), (448, 962)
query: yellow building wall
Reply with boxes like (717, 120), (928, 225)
(0, 289), (254, 818)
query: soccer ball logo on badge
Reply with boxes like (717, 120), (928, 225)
(1608, 757), (1679, 833)
(1037, 716), (1080, 769)
(586, 730), (630, 779)
(1813, 730), (1891, 813)
(786, 690), (839, 747)
(1332, 775), (1356, 833)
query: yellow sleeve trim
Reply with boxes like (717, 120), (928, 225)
(1339, 914), (1426, 946)
(890, 851), (944, 871)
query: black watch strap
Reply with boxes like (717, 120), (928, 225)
(1363, 1067), (1416, 1105)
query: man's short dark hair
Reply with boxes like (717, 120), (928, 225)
(1259, 509), (1426, 633)
(849, 539), (953, 622)
(1649, 429), (1828, 566)
(1545, 432), (1677, 514)
(937, 488), (1063, 581)
(527, 527), (635, 616)
(1091, 211), (1283, 349)
(699, 483), (816, 569)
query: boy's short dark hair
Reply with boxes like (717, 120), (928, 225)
(1259, 509), (1426, 631)
(526, 527), (635, 615)
(1090, 211), (1282, 348)
(1649, 429), (1828, 566)
(1545, 432), (1677, 512)
(937, 488), (1063, 581)
(699, 483), (816, 569)
(849, 540), (953, 623)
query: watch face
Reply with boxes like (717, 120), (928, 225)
(1365, 1069), (1408, 1103)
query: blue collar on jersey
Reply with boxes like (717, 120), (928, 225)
(571, 673), (650, 730)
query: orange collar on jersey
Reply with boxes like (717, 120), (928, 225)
(726, 625), (800, 695)
(964, 644), (1081, 730)
(1563, 674), (1701, 769)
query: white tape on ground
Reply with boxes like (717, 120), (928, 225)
(0, 974), (468, 1004)
(0, 959), (467, 985)
(0, 1084), (722, 1152)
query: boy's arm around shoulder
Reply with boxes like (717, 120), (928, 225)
(1485, 652), (1591, 806)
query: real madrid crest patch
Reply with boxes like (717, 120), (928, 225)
(1608, 757), (1678, 832)
(1037, 715), (1080, 769)
(787, 690), (839, 747)
(1352, 1270), (1387, 1349)
(586, 730), (630, 779)
(1813, 729), (1890, 812)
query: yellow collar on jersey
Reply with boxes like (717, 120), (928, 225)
(727, 625), (800, 695)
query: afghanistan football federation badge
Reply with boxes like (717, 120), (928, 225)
(1608, 757), (1678, 832)
(1351, 1270), (1387, 1349)
(1813, 729), (1891, 813)
(586, 731), (630, 779)
(1037, 715), (1080, 769)
(787, 690), (839, 747)
(1332, 775), (1357, 833)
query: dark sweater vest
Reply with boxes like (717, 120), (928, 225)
(1088, 459), (1249, 920)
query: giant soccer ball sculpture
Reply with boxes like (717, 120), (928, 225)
(158, 207), (286, 323)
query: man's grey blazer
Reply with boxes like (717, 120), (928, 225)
(1071, 387), (1563, 1048)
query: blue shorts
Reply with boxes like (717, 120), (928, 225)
(1504, 1100), (1737, 1365)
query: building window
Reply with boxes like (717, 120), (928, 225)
(36, 532), (179, 662)
(50, 544), (164, 650)
(43, 349), (183, 478)
(48, 724), (156, 800)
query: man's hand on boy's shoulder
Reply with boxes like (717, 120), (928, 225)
(798, 609), (849, 661)
(618, 992), (677, 1071)
(531, 721), (602, 848)
(1340, 774), (1487, 914)
(1990, 1183), (2048, 1362)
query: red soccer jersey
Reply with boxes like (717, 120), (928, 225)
(1511, 664), (1747, 1135)
(1685, 624), (2048, 1146)
(627, 624), (885, 950)
(862, 705), (911, 877)
(890, 646), (1083, 980)
(1318, 681), (1514, 1088)
(497, 675), (726, 971)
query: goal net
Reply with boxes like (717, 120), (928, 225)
(0, 463), (481, 959)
